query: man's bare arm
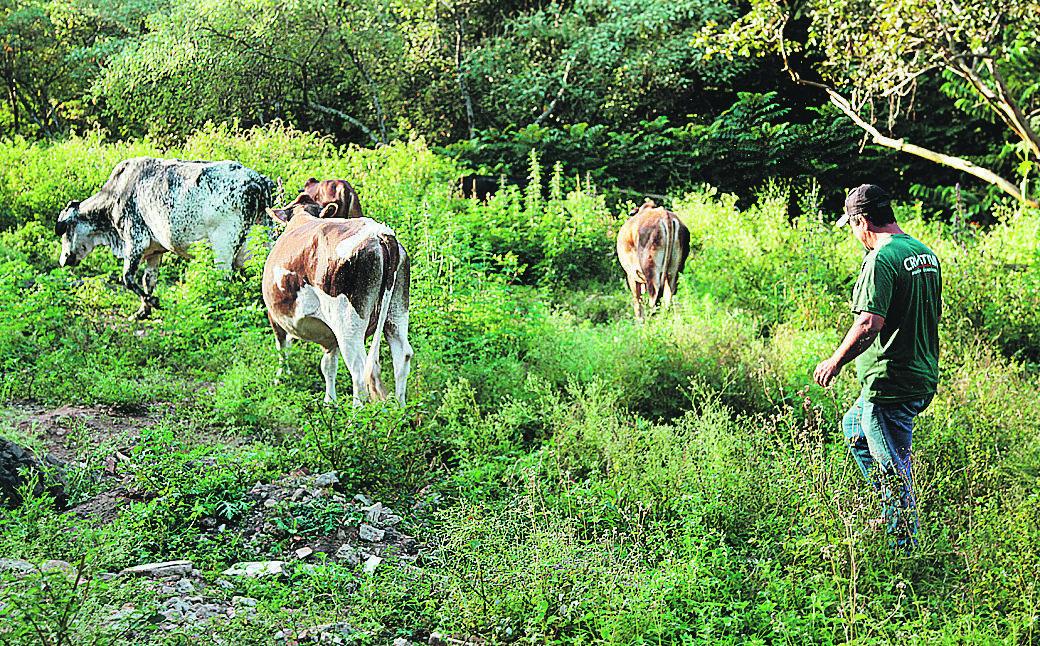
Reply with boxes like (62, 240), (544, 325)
(814, 312), (886, 387)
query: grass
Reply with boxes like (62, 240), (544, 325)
(0, 123), (1038, 644)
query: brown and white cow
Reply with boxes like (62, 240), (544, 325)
(616, 200), (691, 320)
(274, 178), (363, 220)
(262, 199), (412, 405)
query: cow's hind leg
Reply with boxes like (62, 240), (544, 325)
(661, 275), (675, 309)
(208, 221), (246, 272)
(142, 255), (162, 297)
(268, 312), (293, 383)
(626, 273), (644, 321)
(385, 315), (413, 405)
(231, 224), (253, 270)
(320, 345), (339, 403)
(329, 303), (374, 407)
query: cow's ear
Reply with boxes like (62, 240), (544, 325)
(304, 177), (318, 187)
(267, 207), (288, 223)
(55, 218), (70, 236)
(320, 203), (338, 218)
(65, 200), (81, 210)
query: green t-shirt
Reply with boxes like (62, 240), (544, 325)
(851, 234), (942, 403)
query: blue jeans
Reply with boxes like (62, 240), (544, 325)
(842, 395), (933, 548)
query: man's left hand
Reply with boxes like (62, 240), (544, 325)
(814, 357), (842, 388)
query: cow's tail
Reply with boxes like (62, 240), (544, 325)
(649, 218), (671, 309)
(363, 234), (401, 402)
(248, 174), (278, 245)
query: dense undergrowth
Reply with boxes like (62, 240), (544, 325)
(0, 124), (1038, 644)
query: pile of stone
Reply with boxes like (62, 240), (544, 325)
(0, 438), (67, 508)
(232, 470), (422, 576)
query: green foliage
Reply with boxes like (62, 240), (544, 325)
(1, 125), (1039, 643)
(445, 94), (887, 206)
(703, 0), (1040, 207)
(464, 0), (743, 129)
(301, 400), (442, 497)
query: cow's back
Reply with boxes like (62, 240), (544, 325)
(263, 217), (395, 323)
(104, 157), (272, 251)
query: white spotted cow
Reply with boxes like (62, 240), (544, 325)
(56, 157), (275, 318)
(262, 195), (412, 405)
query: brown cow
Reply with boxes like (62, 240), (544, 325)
(262, 200), (412, 405)
(616, 200), (691, 320)
(296, 177), (363, 219)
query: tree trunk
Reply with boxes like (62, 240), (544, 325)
(822, 87), (1038, 208)
(455, 14), (475, 139)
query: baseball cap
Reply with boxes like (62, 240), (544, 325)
(837, 184), (892, 226)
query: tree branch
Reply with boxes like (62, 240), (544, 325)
(344, 45), (388, 144)
(948, 57), (1033, 152)
(199, 25), (305, 71)
(454, 13), (476, 139)
(827, 86), (1036, 207)
(777, 15), (1037, 208)
(308, 100), (381, 145)
(532, 57), (574, 126)
(985, 58), (1040, 159)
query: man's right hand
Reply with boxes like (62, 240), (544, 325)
(814, 357), (843, 388)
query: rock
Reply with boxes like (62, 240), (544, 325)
(313, 471), (339, 488)
(232, 596), (258, 607)
(0, 558), (35, 575)
(174, 579), (195, 594)
(222, 561), (285, 577)
(334, 544), (360, 567)
(291, 487), (307, 501)
(393, 639), (412, 646)
(215, 578), (235, 590)
(383, 514), (403, 527)
(163, 598), (192, 620)
(194, 603), (225, 620)
(310, 621), (356, 643)
(295, 547), (313, 559)
(264, 498), (278, 508)
(0, 438), (68, 509)
(121, 560), (194, 578)
(363, 555), (382, 574)
(359, 524), (384, 542)
(353, 493), (373, 506)
(365, 502), (384, 523)
(294, 563), (319, 576)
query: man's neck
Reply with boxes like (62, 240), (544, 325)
(865, 224), (905, 249)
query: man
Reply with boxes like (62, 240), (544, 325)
(814, 184), (942, 550)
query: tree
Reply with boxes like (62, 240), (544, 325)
(701, 0), (1040, 207)
(464, 0), (745, 131)
(92, 0), (404, 141)
(0, 0), (160, 137)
